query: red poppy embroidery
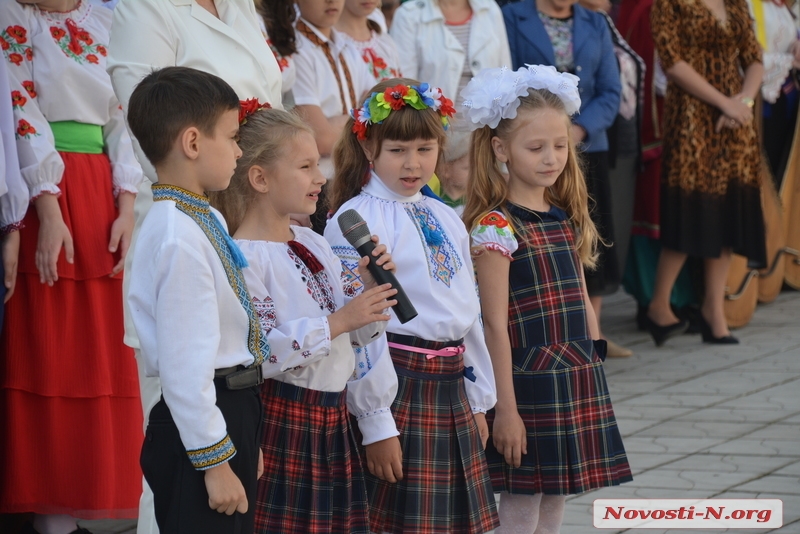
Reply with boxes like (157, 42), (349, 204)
(6, 26), (26, 44)
(11, 90), (26, 109)
(480, 213), (509, 228)
(50, 27), (67, 40)
(0, 39), (9, 51)
(68, 39), (83, 56)
(8, 53), (23, 66)
(22, 80), (36, 98)
(16, 119), (36, 137)
(383, 85), (408, 110)
(96, 44), (107, 57)
(77, 31), (93, 45)
(24, 48), (33, 61)
(86, 54), (98, 64)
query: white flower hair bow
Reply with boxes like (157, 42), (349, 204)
(460, 65), (582, 131)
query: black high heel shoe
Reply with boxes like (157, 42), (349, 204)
(698, 316), (739, 344)
(643, 314), (689, 346)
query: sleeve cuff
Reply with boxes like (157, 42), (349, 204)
(30, 183), (61, 201)
(1, 221), (24, 237)
(113, 183), (139, 197)
(471, 406), (488, 414)
(355, 408), (399, 446)
(186, 434), (237, 470)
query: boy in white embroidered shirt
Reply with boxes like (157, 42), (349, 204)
(124, 67), (330, 534)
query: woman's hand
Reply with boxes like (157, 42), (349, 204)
(718, 95), (753, 127)
(2, 230), (20, 302)
(109, 192), (135, 276)
(491, 405), (528, 468)
(34, 193), (73, 286)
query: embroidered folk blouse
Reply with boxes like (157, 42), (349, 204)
(324, 174), (498, 432)
(0, 0), (143, 199)
(0, 60), (27, 235)
(339, 29), (402, 84)
(236, 227), (387, 394)
(128, 198), (327, 470)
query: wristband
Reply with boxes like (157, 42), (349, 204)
(741, 97), (755, 108)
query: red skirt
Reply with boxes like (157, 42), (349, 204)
(0, 152), (142, 519)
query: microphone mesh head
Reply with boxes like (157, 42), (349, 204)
(337, 209), (371, 246)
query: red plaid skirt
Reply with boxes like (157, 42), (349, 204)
(254, 379), (369, 534)
(365, 334), (499, 534)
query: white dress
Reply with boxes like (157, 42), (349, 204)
(324, 174), (497, 434)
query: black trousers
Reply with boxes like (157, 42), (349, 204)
(141, 380), (262, 534)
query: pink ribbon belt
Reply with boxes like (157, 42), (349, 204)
(388, 342), (466, 360)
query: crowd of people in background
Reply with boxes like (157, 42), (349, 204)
(0, 0), (798, 533)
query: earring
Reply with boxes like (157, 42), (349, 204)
(368, 161), (374, 171)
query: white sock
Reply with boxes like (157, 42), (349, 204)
(32, 514), (78, 534)
(496, 492), (542, 533)
(533, 494), (566, 534)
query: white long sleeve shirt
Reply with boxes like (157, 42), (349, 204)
(0, 60), (27, 234)
(324, 175), (498, 441)
(237, 227), (387, 393)
(0, 0), (143, 199)
(128, 201), (329, 469)
(107, 0), (284, 182)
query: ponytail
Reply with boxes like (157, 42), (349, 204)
(259, 0), (297, 57)
(463, 126), (511, 234)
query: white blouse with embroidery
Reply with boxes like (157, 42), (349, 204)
(0, 60), (27, 234)
(470, 210), (519, 259)
(236, 227), (388, 394)
(0, 1), (142, 199)
(324, 174), (498, 429)
(339, 29), (402, 85)
(746, 0), (800, 103)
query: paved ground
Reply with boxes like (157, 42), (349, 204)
(79, 289), (800, 534)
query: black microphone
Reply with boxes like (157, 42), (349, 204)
(337, 209), (418, 324)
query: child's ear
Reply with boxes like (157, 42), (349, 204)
(180, 126), (201, 160)
(358, 139), (376, 162)
(491, 136), (508, 164)
(248, 165), (269, 193)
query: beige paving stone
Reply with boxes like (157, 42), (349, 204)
(707, 439), (800, 457)
(657, 454), (796, 474)
(739, 423), (800, 442)
(635, 421), (763, 439)
(734, 475), (800, 496)
(675, 407), (790, 424)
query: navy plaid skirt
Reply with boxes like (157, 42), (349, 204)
(486, 338), (633, 495)
(364, 334), (500, 534)
(254, 379), (369, 533)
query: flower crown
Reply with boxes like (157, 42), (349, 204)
(239, 98), (272, 125)
(350, 83), (456, 141)
(460, 65), (581, 130)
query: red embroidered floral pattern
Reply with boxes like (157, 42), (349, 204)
(11, 90), (26, 110)
(362, 48), (399, 82)
(16, 119), (38, 139)
(252, 295), (278, 363)
(480, 213), (509, 228)
(1, 25), (32, 66)
(50, 21), (107, 65)
(22, 80), (36, 98)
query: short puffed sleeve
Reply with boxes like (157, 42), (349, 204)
(470, 211), (518, 259)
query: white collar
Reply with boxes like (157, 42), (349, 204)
(363, 171), (423, 203)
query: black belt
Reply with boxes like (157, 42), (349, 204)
(214, 364), (263, 390)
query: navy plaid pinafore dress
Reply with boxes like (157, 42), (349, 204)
(484, 202), (632, 495)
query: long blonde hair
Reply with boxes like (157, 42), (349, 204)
(329, 77), (448, 214)
(209, 109), (313, 234)
(462, 88), (601, 268)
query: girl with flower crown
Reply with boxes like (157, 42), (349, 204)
(210, 104), (397, 533)
(462, 65), (632, 533)
(324, 78), (499, 534)
(0, 1), (145, 532)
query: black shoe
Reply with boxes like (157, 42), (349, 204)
(643, 314), (689, 346)
(636, 305), (649, 331)
(677, 304), (703, 334)
(698, 316), (739, 344)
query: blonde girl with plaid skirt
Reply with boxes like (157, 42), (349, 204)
(324, 78), (500, 534)
(463, 66), (632, 533)
(210, 106), (397, 534)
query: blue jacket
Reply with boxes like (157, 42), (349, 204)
(502, 1), (620, 152)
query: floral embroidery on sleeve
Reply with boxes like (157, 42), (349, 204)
(1, 25), (32, 66)
(471, 211), (517, 259)
(21, 80), (36, 98)
(16, 119), (38, 139)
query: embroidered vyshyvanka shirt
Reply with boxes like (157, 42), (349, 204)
(237, 227), (387, 394)
(128, 187), (326, 470)
(0, 61), (27, 235)
(324, 174), (497, 445)
(0, 0), (143, 199)
(339, 29), (402, 85)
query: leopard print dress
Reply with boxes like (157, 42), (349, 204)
(651, 0), (766, 265)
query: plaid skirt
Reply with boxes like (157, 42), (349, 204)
(486, 338), (633, 495)
(254, 379), (369, 534)
(365, 334), (499, 534)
